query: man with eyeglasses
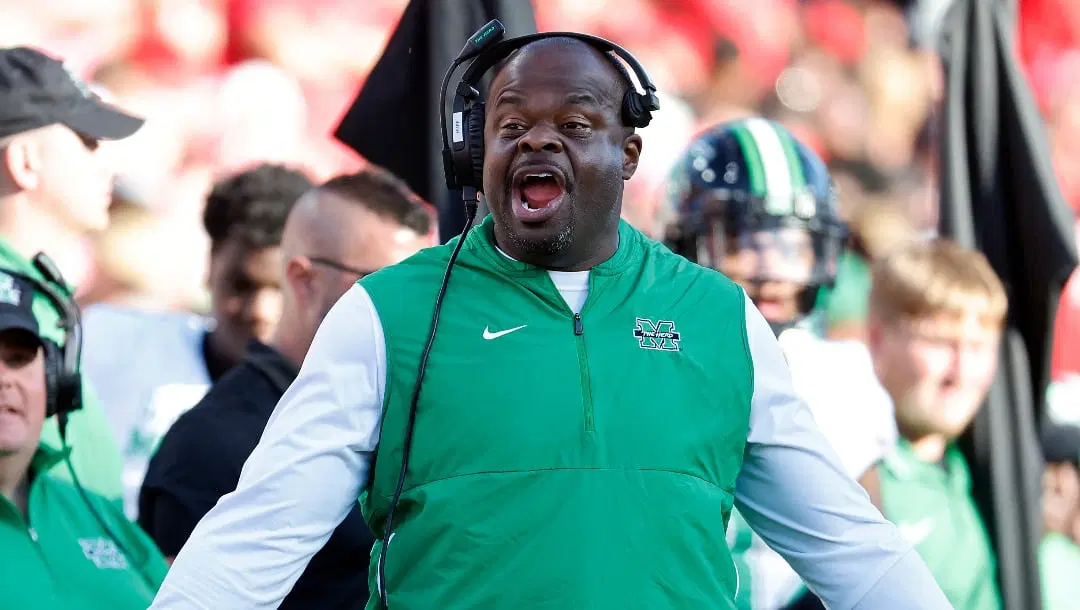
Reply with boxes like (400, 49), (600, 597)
(81, 163), (314, 519)
(0, 46), (144, 504)
(138, 166), (432, 609)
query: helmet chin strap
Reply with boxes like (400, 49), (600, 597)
(768, 310), (825, 339)
(753, 282), (827, 339)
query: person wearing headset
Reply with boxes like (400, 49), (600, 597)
(151, 27), (950, 609)
(0, 46), (144, 504)
(0, 269), (168, 610)
(659, 119), (902, 609)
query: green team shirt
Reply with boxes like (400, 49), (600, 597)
(0, 237), (123, 502)
(1039, 532), (1080, 610)
(879, 440), (1002, 610)
(0, 444), (168, 610)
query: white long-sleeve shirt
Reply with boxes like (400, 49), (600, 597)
(150, 272), (952, 610)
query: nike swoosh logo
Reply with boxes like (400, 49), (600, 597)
(483, 325), (527, 340)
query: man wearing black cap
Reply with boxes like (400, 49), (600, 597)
(0, 269), (169, 610)
(0, 46), (144, 502)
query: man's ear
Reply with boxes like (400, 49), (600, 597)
(622, 133), (642, 180)
(1, 137), (41, 192)
(284, 256), (315, 303)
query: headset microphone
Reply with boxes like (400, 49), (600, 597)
(458, 19), (505, 62)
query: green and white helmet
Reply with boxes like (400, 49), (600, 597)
(660, 117), (847, 334)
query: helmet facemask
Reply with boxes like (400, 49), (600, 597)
(688, 189), (845, 332)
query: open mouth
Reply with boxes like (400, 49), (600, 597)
(511, 166), (567, 223)
(518, 172), (563, 211)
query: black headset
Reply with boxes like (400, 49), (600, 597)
(440, 21), (661, 200)
(377, 20), (660, 609)
(7, 253), (83, 428)
(8, 253), (155, 587)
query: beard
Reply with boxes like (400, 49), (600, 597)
(504, 220), (575, 261)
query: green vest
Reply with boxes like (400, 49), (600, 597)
(0, 445), (168, 610)
(880, 441), (1002, 610)
(360, 216), (755, 609)
(0, 238), (123, 503)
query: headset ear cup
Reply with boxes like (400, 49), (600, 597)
(467, 101), (486, 191)
(42, 341), (61, 418)
(621, 92), (653, 129)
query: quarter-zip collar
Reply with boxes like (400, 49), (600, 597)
(465, 214), (639, 278)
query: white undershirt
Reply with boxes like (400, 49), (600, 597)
(546, 270), (590, 313)
(149, 276), (951, 610)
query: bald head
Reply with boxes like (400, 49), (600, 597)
(490, 37), (634, 130)
(273, 169), (432, 365)
(281, 168), (432, 265)
(279, 189), (340, 262)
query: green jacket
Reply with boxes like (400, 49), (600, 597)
(0, 444), (168, 610)
(0, 238), (123, 502)
(360, 215), (755, 609)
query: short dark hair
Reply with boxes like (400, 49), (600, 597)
(317, 165), (432, 236)
(203, 164), (314, 253)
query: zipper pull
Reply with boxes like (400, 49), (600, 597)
(573, 313), (584, 336)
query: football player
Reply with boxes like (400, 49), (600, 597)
(659, 117), (898, 609)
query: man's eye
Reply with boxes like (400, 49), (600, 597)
(501, 122), (526, 131)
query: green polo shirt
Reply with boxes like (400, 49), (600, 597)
(0, 237), (123, 502)
(0, 445), (168, 609)
(880, 440), (1002, 610)
(1040, 532), (1080, 610)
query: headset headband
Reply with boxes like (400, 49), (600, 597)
(455, 32), (659, 103)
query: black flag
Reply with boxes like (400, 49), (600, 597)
(937, 0), (1078, 607)
(334, 0), (537, 242)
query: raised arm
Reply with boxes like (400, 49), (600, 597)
(733, 292), (952, 609)
(150, 284), (387, 609)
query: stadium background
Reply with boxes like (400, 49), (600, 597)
(4, 0), (1079, 371)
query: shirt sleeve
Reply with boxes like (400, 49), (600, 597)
(149, 284), (387, 610)
(733, 292), (952, 610)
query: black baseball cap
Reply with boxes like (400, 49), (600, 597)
(0, 270), (40, 340)
(0, 46), (143, 141)
(1042, 422), (1080, 466)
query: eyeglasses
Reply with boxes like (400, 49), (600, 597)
(308, 257), (379, 279)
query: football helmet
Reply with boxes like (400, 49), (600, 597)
(661, 118), (847, 335)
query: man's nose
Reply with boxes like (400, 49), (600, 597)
(517, 125), (563, 154)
